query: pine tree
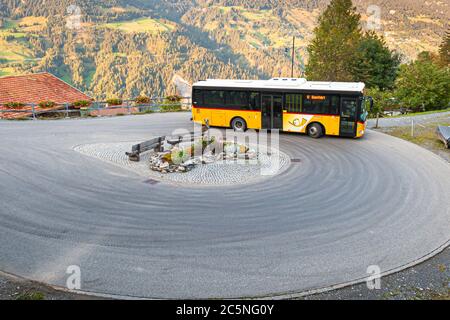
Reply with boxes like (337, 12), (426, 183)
(351, 31), (401, 90)
(305, 0), (362, 81)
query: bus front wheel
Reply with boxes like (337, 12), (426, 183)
(307, 123), (324, 139)
(231, 117), (247, 132)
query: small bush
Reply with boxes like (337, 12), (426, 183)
(138, 109), (154, 115)
(135, 95), (151, 104)
(16, 291), (45, 301)
(171, 147), (191, 164)
(161, 95), (183, 112)
(38, 101), (56, 109)
(165, 95), (182, 103)
(160, 104), (182, 112)
(3, 102), (25, 109)
(106, 98), (123, 106)
(72, 100), (91, 109)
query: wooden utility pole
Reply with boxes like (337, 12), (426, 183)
(291, 36), (295, 78)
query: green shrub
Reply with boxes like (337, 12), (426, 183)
(15, 291), (45, 301)
(72, 100), (92, 109)
(38, 101), (56, 109)
(106, 98), (123, 106)
(165, 95), (182, 103)
(3, 102), (25, 109)
(160, 94), (183, 112)
(171, 147), (191, 164)
(135, 95), (151, 104)
(138, 109), (154, 115)
(160, 104), (182, 112)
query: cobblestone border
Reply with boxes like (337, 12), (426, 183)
(73, 141), (291, 187)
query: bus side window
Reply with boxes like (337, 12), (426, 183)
(249, 92), (260, 110)
(331, 96), (340, 115)
(204, 90), (225, 107)
(226, 91), (248, 109)
(286, 94), (302, 113)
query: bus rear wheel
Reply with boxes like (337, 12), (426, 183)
(307, 123), (324, 139)
(231, 117), (247, 132)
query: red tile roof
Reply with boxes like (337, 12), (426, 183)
(0, 72), (92, 105)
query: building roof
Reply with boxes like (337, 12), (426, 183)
(193, 78), (366, 93)
(0, 72), (92, 104)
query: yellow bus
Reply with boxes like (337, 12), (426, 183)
(192, 78), (372, 138)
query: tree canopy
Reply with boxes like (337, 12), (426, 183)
(351, 31), (401, 90)
(305, 0), (361, 81)
(395, 52), (450, 111)
(306, 0), (401, 89)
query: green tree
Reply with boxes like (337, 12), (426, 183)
(306, 0), (362, 81)
(438, 30), (449, 67)
(352, 31), (401, 90)
(395, 52), (450, 111)
(365, 87), (397, 117)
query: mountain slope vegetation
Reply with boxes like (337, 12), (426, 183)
(0, 0), (447, 99)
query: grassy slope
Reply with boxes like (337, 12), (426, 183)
(0, 17), (47, 75)
(202, 5), (316, 51)
(99, 17), (176, 34)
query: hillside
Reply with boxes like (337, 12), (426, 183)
(0, 0), (448, 99)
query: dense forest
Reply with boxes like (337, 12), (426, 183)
(0, 0), (448, 99)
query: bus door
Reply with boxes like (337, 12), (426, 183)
(340, 97), (358, 137)
(262, 94), (283, 129)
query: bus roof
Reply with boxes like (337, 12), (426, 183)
(193, 78), (366, 93)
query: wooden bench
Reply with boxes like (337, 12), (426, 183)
(126, 136), (166, 162)
(126, 123), (210, 162)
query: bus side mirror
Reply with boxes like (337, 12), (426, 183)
(369, 97), (374, 112)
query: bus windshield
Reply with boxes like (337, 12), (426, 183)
(359, 97), (372, 122)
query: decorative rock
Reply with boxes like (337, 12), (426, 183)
(183, 159), (196, 166)
(146, 138), (272, 175)
(160, 162), (169, 169)
(224, 143), (237, 155)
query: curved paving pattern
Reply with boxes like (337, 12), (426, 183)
(0, 113), (449, 299)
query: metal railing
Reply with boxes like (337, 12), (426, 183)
(0, 97), (192, 120)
